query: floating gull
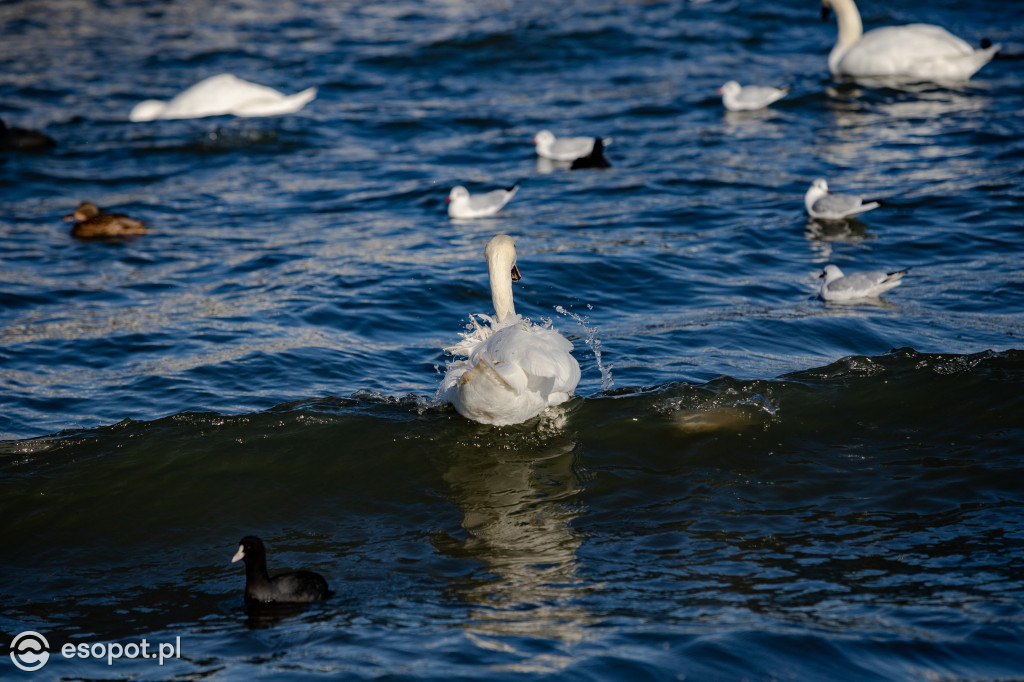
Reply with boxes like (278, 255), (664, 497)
(533, 129), (611, 162)
(804, 178), (881, 220)
(129, 74), (317, 122)
(819, 264), (908, 301)
(447, 185), (519, 219)
(718, 80), (789, 111)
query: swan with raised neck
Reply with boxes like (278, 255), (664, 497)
(821, 0), (999, 81)
(823, 0), (863, 77)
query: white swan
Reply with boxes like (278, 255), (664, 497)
(804, 178), (881, 220)
(437, 235), (581, 426)
(129, 74), (317, 122)
(822, 0), (999, 82)
(819, 264), (908, 301)
(447, 185), (519, 219)
(718, 81), (789, 111)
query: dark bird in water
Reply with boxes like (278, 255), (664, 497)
(570, 137), (610, 170)
(0, 118), (56, 152)
(231, 535), (331, 604)
(65, 201), (148, 238)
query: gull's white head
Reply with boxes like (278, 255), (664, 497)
(447, 186), (470, 203)
(533, 129), (555, 147)
(805, 178), (831, 213)
(718, 81), (742, 97)
(820, 264), (844, 283)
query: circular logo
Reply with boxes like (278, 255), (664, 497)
(10, 631), (50, 672)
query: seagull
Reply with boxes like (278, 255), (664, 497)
(819, 264), (908, 301)
(805, 178), (882, 220)
(718, 81), (789, 111)
(533, 130), (611, 162)
(447, 185), (519, 219)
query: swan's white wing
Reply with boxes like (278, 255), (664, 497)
(440, 316), (580, 424)
(232, 86), (317, 117)
(478, 323), (580, 401)
(839, 25), (997, 80)
(155, 74), (315, 119)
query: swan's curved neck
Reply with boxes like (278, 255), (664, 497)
(828, 0), (864, 73)
(489, 267), (516, 323)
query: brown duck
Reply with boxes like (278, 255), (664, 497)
(65, 201), (148, 238)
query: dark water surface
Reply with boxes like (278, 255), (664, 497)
(2, 0), (1023, 679)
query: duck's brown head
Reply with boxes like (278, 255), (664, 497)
(65, 201), (100, 222)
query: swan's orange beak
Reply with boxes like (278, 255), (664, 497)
(511, 264), (521, 282)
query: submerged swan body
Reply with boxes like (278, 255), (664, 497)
(129, 74), (317, 122)
(822, 0), (999, 82)
(438, 235), (580, 426)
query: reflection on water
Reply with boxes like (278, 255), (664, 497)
(438, 426), (593, 671)
(804, 217), (875, 262)
(820, 85), (994, 191)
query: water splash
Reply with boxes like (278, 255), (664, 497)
(555, 304), (613, 392)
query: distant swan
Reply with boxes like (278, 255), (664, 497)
(129, 74), (317, 122)
(437, 234), (581, 426)
(821, 0), (1000, 82)
(823, 0), (999, 81)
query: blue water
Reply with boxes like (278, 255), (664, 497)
(2, 0), (1024, 679)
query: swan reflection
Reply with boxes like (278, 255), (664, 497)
(439, 430), (594, 669)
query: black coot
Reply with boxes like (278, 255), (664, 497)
(0, 119), (56, 152)
(231, 536), (331, 604)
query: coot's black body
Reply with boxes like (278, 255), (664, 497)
(570, 137), (610, 169)
(0, 119), (56, 152)
(231, 535), (331, 604)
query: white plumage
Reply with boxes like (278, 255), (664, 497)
(532, 130), (610, 162)
(446, 185), (519, 219)
(819, 264), (908, 301)
(718, 81), (789, 111)
(804, 178), (881, 220)
(129, 74), (317, 122)
(437, 235), (581, 426)
(822, 0), (999, 82)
